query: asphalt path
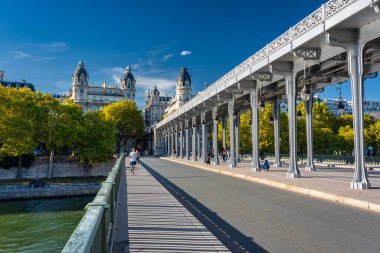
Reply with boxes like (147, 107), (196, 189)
(141, 158), (380, 253)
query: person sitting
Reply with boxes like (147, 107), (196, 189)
(261, 159), (270, 171)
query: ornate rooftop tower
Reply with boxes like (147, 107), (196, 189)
(72, 60), (89, 86)
(175, 67), (192, 104)
(121, 66), (136, 101)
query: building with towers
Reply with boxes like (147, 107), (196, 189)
(69, 61), (136, 112)
(163, 67), (194, 117)
(144, 86), (171, 128)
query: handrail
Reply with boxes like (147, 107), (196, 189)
(157, 0), (359, 129)
(61, 154), (125, 253)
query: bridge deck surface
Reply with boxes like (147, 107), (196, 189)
(160, 157), (380, 213)
(112, 161), (230, 253)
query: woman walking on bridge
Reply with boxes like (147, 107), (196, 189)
(129, 148), (137, 175)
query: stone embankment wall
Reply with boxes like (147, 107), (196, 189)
(0, 185), (100, 200)
(0, 156), (116, 179)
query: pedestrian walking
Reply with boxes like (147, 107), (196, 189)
(136, 149), (141, 165)
(221, 148), (227, 162)
(129, 148), (137, 175)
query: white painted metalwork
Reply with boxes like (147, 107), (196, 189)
(157, 0), (362, 128)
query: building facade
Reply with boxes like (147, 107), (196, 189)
(144, 86), (171, 128)
(69, 61), (136, 112)
(0, 71), (35, 91)
(164, 67), (194, 117)
(143, 86), (171, 155)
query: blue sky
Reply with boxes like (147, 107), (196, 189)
(0, 0), (378, 108)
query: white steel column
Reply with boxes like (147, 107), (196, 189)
(185, 120), (190, 160)
(167, 128), (171, 157)
(273, 97), (282, 167)
(212, 106), (219, 165)
(175, 124), (178, 157)
(304, 96), (315, 171)
(272, 63), (300, 178)
(327, 31), (370, 189)
(197, 123), (201, 160)
(286, 71), (301, 178)
(228, 99), (236, 168)
(201, 113), (207, 163)
(179, 122), (183, 159)
(250, 88), (260, 171)
(235, 114), (240, 163)
(192, 117), (198, 161)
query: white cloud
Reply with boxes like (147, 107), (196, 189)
(162, 53), (174, 61)
(180, 50), (191, 56)
(43, 42), (69, 52)
(11, 51), (55, 61)
(13, 51), (32, 59)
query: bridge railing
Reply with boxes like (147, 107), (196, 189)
(157, 0), (359, 129)
(61, 154), (125, 253)
(263, 153), (380, 165)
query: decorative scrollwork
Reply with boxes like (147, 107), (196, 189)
(268, 31), (291, 53)
(325, 0), (355, 18)
(291, 8), (323, 39)
(157, 0), (359, 130)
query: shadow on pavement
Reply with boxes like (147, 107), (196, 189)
(142, 161), (269, 253)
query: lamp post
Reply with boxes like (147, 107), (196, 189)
(336, 83), (345, 115)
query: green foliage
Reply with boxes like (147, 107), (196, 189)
(75, 111), (116, 166)
(337, 125), (354, 155)
(239, 111), (251, 154)
(0, 87), (38, 159)
(35, 94), (83, 152)
(103, 100), (144, 147)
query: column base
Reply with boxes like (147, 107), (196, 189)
(287, 172), (301, 178)
(305, 165), (316, 171)
(351, 181), (371, 190)
(192, 158), (198, 161)
(229, 163), (236, 168)
(273, 162), (282, 167)
(251, 166), (261, 172)
(185, 157), (190, 160)
(212, 161), (219, 165)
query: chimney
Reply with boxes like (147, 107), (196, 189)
(0, 71), (4, 81)
(102, 81), (106, 88)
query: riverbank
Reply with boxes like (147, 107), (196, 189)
(0, 182), (100, 200)
(0, 156), (116, 179)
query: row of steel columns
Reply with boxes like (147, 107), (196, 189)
(157, 31), (372, 189)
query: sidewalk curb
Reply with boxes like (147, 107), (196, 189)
(161, 157), (380, 214)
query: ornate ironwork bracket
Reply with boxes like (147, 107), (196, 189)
(252, 72), (272, 81)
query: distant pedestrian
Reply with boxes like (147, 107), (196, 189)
(136, 149), (141, 165)
(129, 148), (137, 175)
(221, 148), (227, 162)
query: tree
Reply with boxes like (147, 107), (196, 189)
(103, 100), (144, 151)
(0, 87), (38, 178)
(239, 111), (252, 154)
(36, 94), (83, 177)
(364, 122), (380, 154)
(75, 111), (116, 167)
(259, 105), (274, 154)
(337, 125), (354, 155)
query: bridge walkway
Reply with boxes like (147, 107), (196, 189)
(112, 160), (230, 253)
(160, 157), (380, 213)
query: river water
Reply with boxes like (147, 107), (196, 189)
(0, 196), (93, 253)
